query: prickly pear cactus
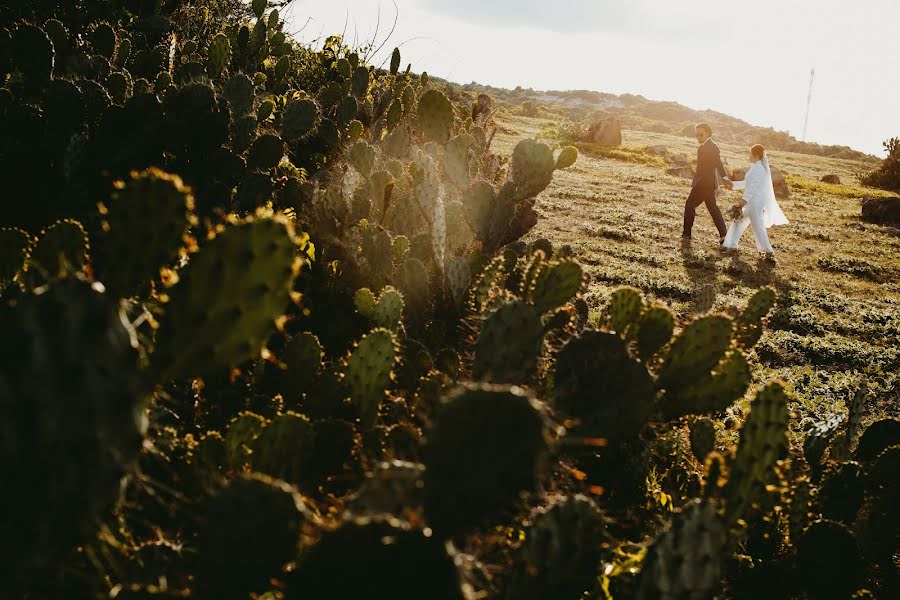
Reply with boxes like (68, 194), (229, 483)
(735, 286), (776, 349)
(0, 278), (145, 587)
(423, 384), (548, 537)
(553, 330), (656, 444)
(796, 520), (864, 600)
(11, 23), (54, 88)
(97, 168), (194, 297)
(225, 411), (267, 468)
(195, 473), (306, 599)
(505, 495), (609, 600)
(608, 287), (643, 335)
(287, 517), (464, 599)
(724, 382), (790, 525)
(222, 73), (255, 116)
(660, 350), (751, 419)
(527, 260), (583, 313)
(348, 140), (376, 177)
(207, 33), (232, 77)
(373, 287), (404, 330)
(854, 417), (900, 463)
(695, 282), (717, 314)
(417, 89), (455, 144)
(344, 328), (399, 429)
(555, 145), (578, 170)
(24, 219), (89, 287)
(282, 97), (319, 140)
(261, 331), (324, 402)
(0, 227), (30, 287)
(247, 133), (285, 170)
(509, 138), (555, 200)
(636, 500), (727, 600)
(447, 256), (471, 306)
(152, 214), (303, 381)
(635, 304), (675, 361)
(444, 132), (474, 189)
(251, 412), (316, 486)
(803, 413), (843, 469)
(473, 300), (544, 384)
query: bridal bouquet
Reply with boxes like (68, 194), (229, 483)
(727, 204), (744, 220)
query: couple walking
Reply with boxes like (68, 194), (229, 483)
(682, 123), (789, 261)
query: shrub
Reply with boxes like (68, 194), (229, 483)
(861, 137), (900, 192)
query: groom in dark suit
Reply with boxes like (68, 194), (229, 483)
(682, 122), (731, 243)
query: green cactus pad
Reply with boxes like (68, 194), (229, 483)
(0, 227), (31, 286)
(195, 473), (305, 599)
(351, 65), (370, 99)
(634, 304), (675, 361)
(97, 168), (193, 297)
(740, 286), (777, 324)
(281, 97), (319, 139)
(506, 495), (608, 600)
(724, 382), (789, 524)
(344, 328), (398, 429)
(348, 140), (376, 177)
(417, 89), (455, 144)
(444, 132), (474, 189)
(555, 145), (578, 170)
(152, 215), (301, 381)
(474, 300), (544, 384)
(662, 351), (751, 419)
(423, 383), (548, 537)
(206, 33), (232, 77)
(90, 22), (117, 59)
(656, 315), (734, 393)
(251, 412), (316, 486)
(373, 287), (405, 330)
(553, 330), (656, 443)
(509, 138), (555, 200)
(224, 411), (267, 468)
(369, 170), (395, 220)
(247, 133), (285, 170)
(462, 180), (498, 246)
(354, 287), (377, 319)
(529, 260), (583, 313)
(447, 256), (471, 306)
(12, 23), (54, 85)
(222, 73), (255, 116)
(796, 520), (864, 600)
(24, 219), (89, 287)
(270, 331), (324, 402)
(252, 0), (268, 19)
(608, 286), (643, 335)
(390, 48), (401, 75)
(274, 55), (290, 80)
(636, 500), (727, 600)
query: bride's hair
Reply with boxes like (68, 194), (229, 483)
(751, 144), (766, 160)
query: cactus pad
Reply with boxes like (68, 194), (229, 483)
(474, 300), (544, 384)
(348, 140), (376, 177)
(247, 133), (285, 170)
(0, 227), (30, 286)
(97, 168), (193, 297)
(344, 328), (398, 429)
(423, 384), (548, 537)
(656, 315), (733, 393)
(608, 287), (643, 335)
(417, 89), (455, 144)
(661, 350), (751, 419)
(251, 412), (316, 486)
(724, 382), (789, 524)
(152, 215), (302, 381)
(528, 259), (582, 313)
(635, 304), (675, 360)
(555, 146), (578, 170)
(282, 97), (319, 139)
(444, 132), (474, 189)
(24, 219), (89, 287)
(509, 138), (555, 200)
(207, 33), (232, 77)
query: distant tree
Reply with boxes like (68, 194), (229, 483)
(861, 137), (900, 192)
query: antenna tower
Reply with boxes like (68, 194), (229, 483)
(802, 67), (815, 141)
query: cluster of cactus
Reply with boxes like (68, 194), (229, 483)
(552, 286), (774, 446)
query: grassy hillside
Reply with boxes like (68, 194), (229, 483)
(496, 113), (900, 424)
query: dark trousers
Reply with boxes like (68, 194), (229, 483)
(683, 186), (727, 238)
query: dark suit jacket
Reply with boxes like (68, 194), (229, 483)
(692, 139), (728, 190)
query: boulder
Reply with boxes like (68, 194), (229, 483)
(821, 174), (841, 185)
(672, 153), (691, 167)
(586, 117), (622, 146)
(667, 165), (694, 179)
(770, 167), (790, 199)
(646, 144), (668, 157)
(861, 196), (900, 227)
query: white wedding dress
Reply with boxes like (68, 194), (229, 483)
(723, 154), (789, 253)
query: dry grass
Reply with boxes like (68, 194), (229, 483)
(495, 113), (900, 425)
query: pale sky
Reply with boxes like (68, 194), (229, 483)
(282, 0), (900, 156)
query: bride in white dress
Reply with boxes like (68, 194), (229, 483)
(723, 144), (789, 260)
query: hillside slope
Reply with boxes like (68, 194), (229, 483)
(496, 113), (900, 423)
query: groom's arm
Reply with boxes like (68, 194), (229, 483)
(712, 144), (732, 188)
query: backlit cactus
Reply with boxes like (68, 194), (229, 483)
(555, 145), (578, 170)
(636, 500), (727, 600)
(207, 33), (232, 77)
(344, 328), (399, 429)
(282, 97), (319, 139)
(474, 300), (544, 384)
(96, 168), (194, 297)
(506, 495), (609, 600)
(251, 412), (316, 486)
(423, 384), (548, 537)
(23, 218), (89, 288)
(608, 286), (643, 335)
(417, 89), (455, 144)
(724, 382), (789, 525)
(152, 214), (303, 381)
(0, 227), (30, 288)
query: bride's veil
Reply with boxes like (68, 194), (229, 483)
(760, 153), (789, 228)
